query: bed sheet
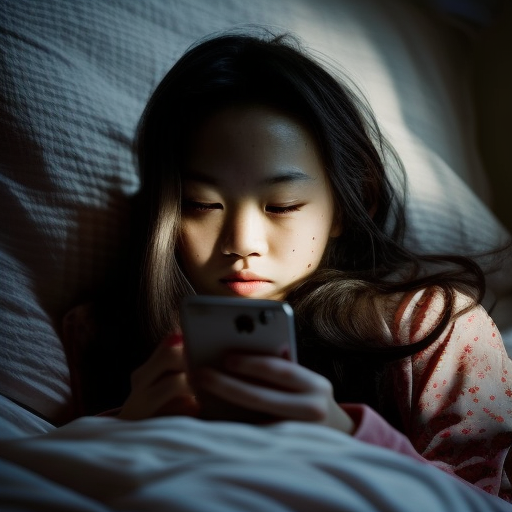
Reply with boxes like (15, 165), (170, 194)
(0, 397), (510, 512)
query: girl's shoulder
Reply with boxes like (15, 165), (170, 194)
(387, 287), (481, 346)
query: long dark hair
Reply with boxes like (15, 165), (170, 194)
(82, 30), (486, 417)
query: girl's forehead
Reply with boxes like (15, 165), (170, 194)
(184, 104), (327, 185)
(194, 104), (311, 143)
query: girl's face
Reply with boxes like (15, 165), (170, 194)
(178, 104), (341, 300)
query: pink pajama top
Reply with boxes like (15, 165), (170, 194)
(344, 288), (512, 502)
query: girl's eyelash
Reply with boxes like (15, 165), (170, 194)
(183, 199), (301, 214)
(183, 200), (222, 211)
(265, 204), (302, 214)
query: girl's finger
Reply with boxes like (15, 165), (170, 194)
(195, 368), (330, 422)
(222, 354), (330, 393)
(130, 343), (186, 389)
(150, 370), (194, 400)
(120, 371), (195, 419)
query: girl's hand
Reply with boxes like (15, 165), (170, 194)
(192, 354), (355, 434)
(118, 335), (199, 420)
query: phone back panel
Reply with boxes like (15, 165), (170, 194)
(181, 296), (297, 369)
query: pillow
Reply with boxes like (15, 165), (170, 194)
(1, 0), (510, 423)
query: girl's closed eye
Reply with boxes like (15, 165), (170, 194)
(265, 203), (303, 215)
(183, 199), (223, 212)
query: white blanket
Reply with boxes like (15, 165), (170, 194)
(0, 399), (510, 512)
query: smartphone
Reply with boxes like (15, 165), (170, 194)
(180, 295), (297, 422)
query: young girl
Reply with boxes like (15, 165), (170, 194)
(64, 31), (512, 501)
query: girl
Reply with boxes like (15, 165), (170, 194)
(64, 31), (512, 500)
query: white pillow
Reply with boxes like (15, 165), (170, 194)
(1, 0), (510, 422)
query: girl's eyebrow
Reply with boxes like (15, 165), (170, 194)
(264, 169), (314, 185)
(184, 169), (314, 186)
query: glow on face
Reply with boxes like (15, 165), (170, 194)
(177, 105), (341, 300)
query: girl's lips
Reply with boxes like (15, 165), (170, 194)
(221, 280), (272, 296)
(221, 272), (269, 282)
(220, 273), (272, 296)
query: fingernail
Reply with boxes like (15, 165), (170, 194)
(163, 333), (183, 347)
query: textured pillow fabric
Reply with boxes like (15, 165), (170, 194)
(1, 0), (510, 423)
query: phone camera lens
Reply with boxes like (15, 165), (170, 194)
(235, 314), (254, 333)
(259, 310), (274, 325)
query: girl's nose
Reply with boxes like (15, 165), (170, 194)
(220, 206), (268, 258)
